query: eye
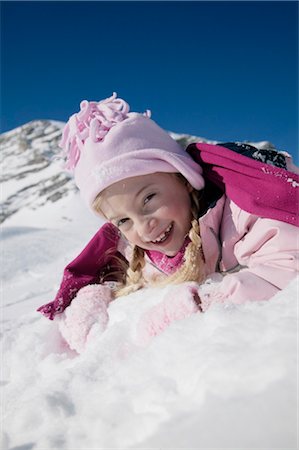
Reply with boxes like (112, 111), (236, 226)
(117, 218), (129, 227)
(144, 193), (156, 205)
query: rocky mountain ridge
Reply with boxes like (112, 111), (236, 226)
(1, 120), (75, 223)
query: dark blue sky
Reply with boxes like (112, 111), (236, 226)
(1, 1), (298, 161)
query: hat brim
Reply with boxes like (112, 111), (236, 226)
(77, 148), (205, 207)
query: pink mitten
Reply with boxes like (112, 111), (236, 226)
(58, 284), (113, 353)
(137, 283), (201, 345)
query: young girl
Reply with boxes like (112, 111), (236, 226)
(38, 93), (299, 352)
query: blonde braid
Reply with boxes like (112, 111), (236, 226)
(115, 245), (146, 297)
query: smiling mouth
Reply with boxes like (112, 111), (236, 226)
(151, 223), (173, 244)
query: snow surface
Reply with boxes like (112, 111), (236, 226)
(1, 189), (298, 450)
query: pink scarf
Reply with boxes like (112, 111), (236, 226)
(187, 143), (299, 227)
(146, 238), (190, 275)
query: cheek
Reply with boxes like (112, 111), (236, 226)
(174, 197), (193, 227)
(121, 229), (132, 241)
(122, 228), (139, 244)
(156, 204), (171, 216)
(167, 192), (191, 216)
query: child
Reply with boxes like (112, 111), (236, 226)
(38, 93), (299, 352)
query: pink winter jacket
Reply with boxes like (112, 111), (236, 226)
(195, 195), (298, 306)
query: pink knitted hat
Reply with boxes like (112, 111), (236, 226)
(60, 93), (205, 207)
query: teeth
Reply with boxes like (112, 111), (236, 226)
(153, 224), (172, 243)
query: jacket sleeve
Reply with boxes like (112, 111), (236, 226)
(198, 207), (299, 310)
(37, 222), (125, 320)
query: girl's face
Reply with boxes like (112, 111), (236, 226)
(100, 172), (193, 256)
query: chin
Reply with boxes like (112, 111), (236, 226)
(163, 245), (183, 257)
(163, 236), (188, 257)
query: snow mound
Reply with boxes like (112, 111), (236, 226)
(1, 277), (297, 449)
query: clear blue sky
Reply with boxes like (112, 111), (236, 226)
(1, 1), (298, 161)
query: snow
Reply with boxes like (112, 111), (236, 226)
(1, 190), (298, 449)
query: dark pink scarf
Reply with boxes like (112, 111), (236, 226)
(187, 143), (299, 227)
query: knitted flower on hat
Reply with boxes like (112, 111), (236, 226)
(60, 92), (150, 170)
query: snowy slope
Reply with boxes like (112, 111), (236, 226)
(1, 121), (298, 449)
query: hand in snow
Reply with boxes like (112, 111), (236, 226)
(136, 283), (202, 345)
(58, 284), (113, 354)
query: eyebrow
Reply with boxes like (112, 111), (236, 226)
(108, 183), (155, 222)
(135, 183), (155, 199)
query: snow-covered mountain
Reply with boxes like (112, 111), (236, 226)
(1, 120), (76, 225)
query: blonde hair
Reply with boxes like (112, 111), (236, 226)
(92, 175), (206, 297)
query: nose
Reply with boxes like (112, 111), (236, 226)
(135, 216), (157, 239)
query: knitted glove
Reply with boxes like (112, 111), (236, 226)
(58, 284), (113, 353)
(136, 283), (201, 345)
